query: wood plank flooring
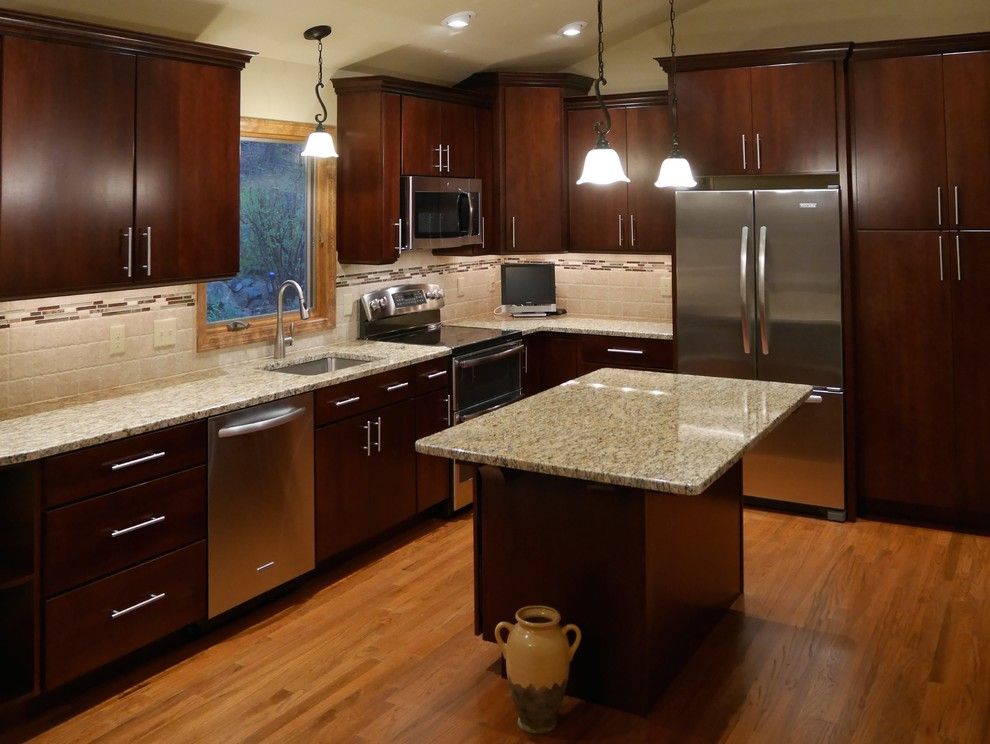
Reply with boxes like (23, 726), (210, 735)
(10, 510), (990, 743)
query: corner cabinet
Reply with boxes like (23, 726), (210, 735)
(656, 45), (849, 177)
(565, 93), (675, 254)
(0, 10), (253, 300)
(332, 76), (488, 264)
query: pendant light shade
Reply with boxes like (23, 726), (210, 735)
(655, 0), (694, 189)
(302, 25), (338, 159)
(577, 0), (629, 186)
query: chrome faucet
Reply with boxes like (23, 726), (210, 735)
(274, 280), (311, 360)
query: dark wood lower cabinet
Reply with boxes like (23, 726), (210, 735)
(415, 389), (452, 512)
(315, 401), (417, 561)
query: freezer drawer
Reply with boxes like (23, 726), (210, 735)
(208, 393), (315, 618)
(743, 388), (844, 512)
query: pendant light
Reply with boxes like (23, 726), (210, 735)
(655, 0), (696, 188)
(576, 0), (629, 186)
(301, 25), (339, 158)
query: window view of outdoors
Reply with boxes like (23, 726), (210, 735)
(206, 139), (312, 323)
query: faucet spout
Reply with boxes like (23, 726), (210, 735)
(274, 280), (310, 360)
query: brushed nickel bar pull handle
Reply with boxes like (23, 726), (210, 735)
(435, 144), (443, 171)
(937, 187), (943, 227)
(630, 214), (636, 247)
(111, 515), (165, 538)
(938, 234), (945, 281)
(394, 218), (410, 254)
(481, 216), (486, 249)
(956, 233), (962, 282)
(110, 451), (166, 471)
(807, 394), (824, 404)
(374, 416), (382, 453)
(512, 217), (517, 249)
(739, 225), (751, 355)
(756, 134), (762, 171)
(256, 561), (275, 572)
(444, 145), (451, 172)
(335, 396), (361, 407)
(618, 214), (623, 247)
(426, 370), (448, 379)
(386, 382), (410, 392)
(363, 421), (372, 455)
(111, 592), (165, 619)
(444, 395), (452, 426)
(954, 186), (960, 227)
(140, 226), (152, 275)
(607, 348), (645, 355)
(122, 227), (133, 277)
(742, 134), (747, 170)
(757, 225), (769, 355)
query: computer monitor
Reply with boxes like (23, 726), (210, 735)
(500, 263), (557, 314)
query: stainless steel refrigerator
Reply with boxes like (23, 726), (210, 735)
(676, 189), (845, 517)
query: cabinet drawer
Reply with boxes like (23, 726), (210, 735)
(579, 335), (673, 371)
(44, 420), (207, 508)
(314, 367), (416, 426)
(45, 466), (206, 597)
(412, 358), (451, 394)
(44, 541), (206, 689)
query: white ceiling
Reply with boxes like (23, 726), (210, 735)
(0, 0), (714, 84)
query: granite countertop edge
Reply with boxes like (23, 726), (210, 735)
(447, 314), (673, 340)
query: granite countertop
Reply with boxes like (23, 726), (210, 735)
(447, 314), (673, 340)
(416, 368), (810, 495)
(0, 340), (447, 467)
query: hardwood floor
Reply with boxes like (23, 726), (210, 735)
(10, 510), (989, 743)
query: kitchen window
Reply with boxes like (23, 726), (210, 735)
(196, 117), (335, 351)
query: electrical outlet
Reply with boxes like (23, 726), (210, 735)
(457, 276), (465, 297)
(109, 325), (125, 356)
(153, 318), (177, 349)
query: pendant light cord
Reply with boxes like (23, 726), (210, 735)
(313, 37), (328, 131)
(668, 0), (682, 155)
(592, 0), (612, 145)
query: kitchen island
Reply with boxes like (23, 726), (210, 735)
(416, 368), (810, 714)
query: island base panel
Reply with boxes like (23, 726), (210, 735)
(476, 463), (743, 714)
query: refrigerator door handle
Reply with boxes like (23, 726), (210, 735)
(757, 225), (769, 355)
(739, 225), (751, 355)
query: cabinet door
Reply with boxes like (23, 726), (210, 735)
(415, 389), (452, 511)
(751, 62), (838, 174)
(315, 415), (374, 561)
(567, 107), (629, 252)
(626, 105), (676, 254)
(504, 86), (565, 252)
(950, 231), (990, 528)
(135, 57), (240, 283)
(852, 56), (947, 229)
(0, 37), (135, 298)
(943, 51), (990, 229)
(442, 101), (478, 177)
(674, 67), (753, 177)
(855, 231), (956, 518)
(401, 96), (443, 175)
(369, 400), (417, 534)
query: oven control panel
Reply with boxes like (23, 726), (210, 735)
(361, 283), (445, 321)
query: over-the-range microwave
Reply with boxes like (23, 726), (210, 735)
(399, 176), (482, 253)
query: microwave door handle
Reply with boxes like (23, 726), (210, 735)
(461, 190), (476, 239)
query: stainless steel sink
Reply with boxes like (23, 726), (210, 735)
(269, 355), (370, 376)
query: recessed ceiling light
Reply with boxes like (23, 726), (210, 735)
(558, 21), (587, 37)
(442, 11), (475, 29)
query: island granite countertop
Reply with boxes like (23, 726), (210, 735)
(446, 314), (672, 340)
(416, 368), (810, 495)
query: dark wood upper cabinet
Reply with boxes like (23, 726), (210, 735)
(441, 101), (478, 178)
(673, 67), (753, 177)
(0, 37), (136, 298)
(750, 61), (838, 174)
(657, 45), (848, 178)
(624, 104), (675, 254)
(854, 231), (957, 517)
(851, 54), (947, 230)
(0, 11), (252, 300)
(135, 57), (241, 283)
(400, 96), (444, 176)
(943, 51), (990, 229)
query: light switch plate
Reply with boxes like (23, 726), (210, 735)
(153, 318), (177, 349)
(109, 325), (125, 356)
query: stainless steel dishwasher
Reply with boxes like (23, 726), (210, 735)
(207, 392), (314, 618)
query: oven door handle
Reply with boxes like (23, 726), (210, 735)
(458, 396), (521, 423)
(453, 342), (525, 371)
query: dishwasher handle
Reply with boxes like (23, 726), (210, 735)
(217, 405), (307, 438)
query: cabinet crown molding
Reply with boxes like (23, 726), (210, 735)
(330, 75), (490, 107)
(657, 42), (851, 73)
(851, 31), (990, 59)
(565, 90), (668, 111)
(0, 8), (255, 68)
(457, 71), (594, 97)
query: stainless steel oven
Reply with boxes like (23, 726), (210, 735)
(401, 176), (482, 252)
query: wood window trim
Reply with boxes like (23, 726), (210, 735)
(196, 117), (337, 352)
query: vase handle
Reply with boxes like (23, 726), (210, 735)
(562, 624), (582, 661)
(494, 621), (513, 652)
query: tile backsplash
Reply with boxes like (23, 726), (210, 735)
(0, 252), (671, 409)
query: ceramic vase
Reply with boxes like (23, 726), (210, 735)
(495, 605), (581, 734)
